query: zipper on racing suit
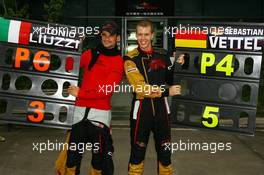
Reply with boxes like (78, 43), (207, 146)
(141, 55), (156, 116)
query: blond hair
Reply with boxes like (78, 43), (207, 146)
(136, 19), (154, 33)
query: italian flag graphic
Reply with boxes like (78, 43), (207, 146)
(0, 17), (32, 45)
(175, 30), (208, 49)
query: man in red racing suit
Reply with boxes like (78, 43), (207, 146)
(55, 21), (123, 175)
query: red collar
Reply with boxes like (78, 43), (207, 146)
(138, 47), (153, 55)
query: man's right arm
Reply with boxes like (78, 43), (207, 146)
(124, 59), (164, 98)
(65, 49), (91, 72)
(79, 49), (91, 69)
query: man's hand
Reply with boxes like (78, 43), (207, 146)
(176, 53), (185, 65)
(169, 85), (181, 96)
(68, 85), (80, 97)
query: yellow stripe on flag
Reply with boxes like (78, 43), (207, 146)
(175, 39), (207, 49)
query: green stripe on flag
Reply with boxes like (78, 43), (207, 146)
(0, 17), (10, 42)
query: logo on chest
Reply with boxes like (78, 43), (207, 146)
(147, 58), (166, 72)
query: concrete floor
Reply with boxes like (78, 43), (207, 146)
(0, 124), (264, 175)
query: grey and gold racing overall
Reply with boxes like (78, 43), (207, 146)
(124, 47), (180, 175)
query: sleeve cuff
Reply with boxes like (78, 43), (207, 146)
(162, 88), (169, 97)
(77, 89), (86, 98)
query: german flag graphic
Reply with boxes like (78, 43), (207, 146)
(175, 30), (208, 49)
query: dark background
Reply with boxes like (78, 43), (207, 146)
(0, 0), (263, 25)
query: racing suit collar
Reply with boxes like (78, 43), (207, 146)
(137, 46), (153, 56)
(97, 44), (120, 56)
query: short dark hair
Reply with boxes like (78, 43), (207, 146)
(136, 19), (154, 33)
(101, 21), (120, 35)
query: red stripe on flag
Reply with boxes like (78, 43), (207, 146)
(175, 30), (207, 40)
(19, 22), (32, 45)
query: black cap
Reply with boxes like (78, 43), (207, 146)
(101, 21), (119, 35)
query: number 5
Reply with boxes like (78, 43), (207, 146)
(202, 106), (219, 128)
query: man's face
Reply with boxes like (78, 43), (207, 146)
(136, 26), (154, 52)
(101, 31), (119, 49)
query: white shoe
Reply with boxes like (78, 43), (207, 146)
(0, 136), (5, 142)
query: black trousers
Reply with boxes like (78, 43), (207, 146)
(129, 97), (172, 166)
(66, 108), (114, 175)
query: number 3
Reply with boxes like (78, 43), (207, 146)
(27, 101), (45, 123)
(202, 106), (219, 128)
